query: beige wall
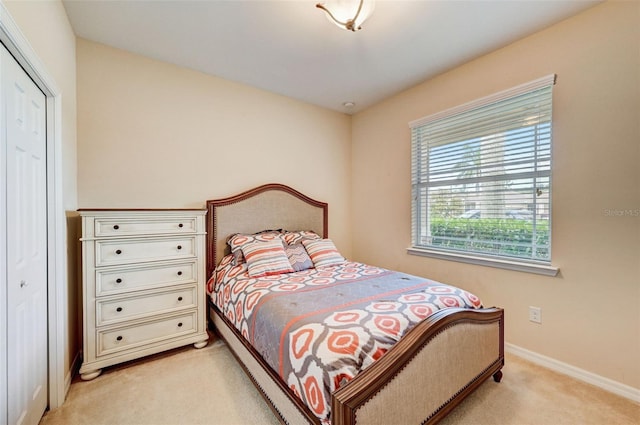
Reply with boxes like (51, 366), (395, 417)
(352, 1), (640, 389)
(76, 39), (352, 257)
(2, 0), (79, 380)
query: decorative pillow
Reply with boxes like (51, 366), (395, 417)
(241, 239), (294, 277)
(285, 243), (314, 272)
(302, 238), (346, 268)
(227, 230), (284, 264)
(283, 230), (321, 245)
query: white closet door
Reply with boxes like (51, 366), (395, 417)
(0, 42), (6, 424)
(2, 45), (48, 425)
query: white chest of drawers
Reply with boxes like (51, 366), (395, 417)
(79, 209), (209, 380)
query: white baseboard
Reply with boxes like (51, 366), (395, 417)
(506, 343), (640, 403)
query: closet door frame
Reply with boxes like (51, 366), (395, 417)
(0, 3), (67, 413)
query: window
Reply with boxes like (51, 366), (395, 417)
(409, 75), (557, 275)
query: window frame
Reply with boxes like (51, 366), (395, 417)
(407, 75), (559, 276)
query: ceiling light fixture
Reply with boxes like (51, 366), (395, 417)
(316, 0), (375, 32)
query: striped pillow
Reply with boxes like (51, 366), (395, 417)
(241, 239), (294, 277)
(302, 239), (346, 268)
(227, 230), (284, 265)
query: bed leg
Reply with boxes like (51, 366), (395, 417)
(493, 370), (503, 383)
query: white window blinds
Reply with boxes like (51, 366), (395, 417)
(410, 75), (555, 263)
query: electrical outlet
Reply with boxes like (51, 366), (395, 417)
(529, 306), (542, 324)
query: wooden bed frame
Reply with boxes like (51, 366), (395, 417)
(206, 183), (504, 425)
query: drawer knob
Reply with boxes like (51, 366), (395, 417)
(115, 249), (122, 255)
(113, 224), (120, 230)
(116, 278), (123, 284)
(178, 296), (183, 302)
(116, 307), (123, 312)
(178, 223), (184, 228)
(177, 322), (183, 327)
(177, 245), (182, 250)
(116, 336), (123, 341)
(177, 271), (183, 276)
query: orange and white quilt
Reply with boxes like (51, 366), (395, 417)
(209, 257), (483, 424)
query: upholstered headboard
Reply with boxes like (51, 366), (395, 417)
(205, 183), (328, 278)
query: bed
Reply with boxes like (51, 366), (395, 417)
(206, 183), (504, 425)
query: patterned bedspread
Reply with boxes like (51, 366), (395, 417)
(208, 256), (483, 424)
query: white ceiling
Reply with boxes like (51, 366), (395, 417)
(62, 0), (599, 114)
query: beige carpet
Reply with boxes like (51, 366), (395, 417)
(40, 336), (639, 425)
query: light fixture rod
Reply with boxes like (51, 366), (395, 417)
(316, 0), (366, 32)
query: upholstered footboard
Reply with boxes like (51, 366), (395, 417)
(332, 307), (504, 425)
(212, 303), (504, 425)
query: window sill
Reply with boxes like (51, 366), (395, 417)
(406, 247), (559, 277)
